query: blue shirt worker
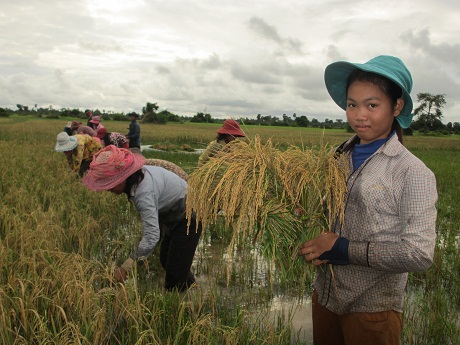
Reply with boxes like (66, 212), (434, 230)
(126, 112), (141, 149)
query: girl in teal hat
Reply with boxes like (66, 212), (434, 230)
(298, 55), (438, 345)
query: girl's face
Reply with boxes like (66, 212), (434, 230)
(346, 81), (403, 144)
(109, 181), (126, 195)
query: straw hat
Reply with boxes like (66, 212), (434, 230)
(89, 115), (101, 124)
(324, 55), (413, 128)
(82, 145), (146, 191)
(217, 119), (245, 137)
(55, 132), (78, 152)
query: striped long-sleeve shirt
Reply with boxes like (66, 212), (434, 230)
(314, 134), (438, 314)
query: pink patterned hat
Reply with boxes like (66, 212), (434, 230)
(82, 145), (146, 191)
(89, 116), (101, 124)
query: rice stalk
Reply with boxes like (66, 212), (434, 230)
(186, 135), (348, 284)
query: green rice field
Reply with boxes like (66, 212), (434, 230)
(1, 116), (459, 344)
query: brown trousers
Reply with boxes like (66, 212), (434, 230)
(312, 291), (402, 345)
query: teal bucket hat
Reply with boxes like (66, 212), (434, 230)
(324, 55), (413, 128)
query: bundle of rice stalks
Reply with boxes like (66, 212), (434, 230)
(186, 135), (348, 284)
(144, 158), (189, 181)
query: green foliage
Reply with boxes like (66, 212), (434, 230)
(158, 109), (182, 122)
(142, 102), (168, 124)
(403, 127), (413, 136)
(413, 93), (447, 132)
(294, 115), (310, 127)
(0, 107), (9, 117)
(60, 108), (84, 118)
(111, 113), (130, 121)
(191, 111), (214, 123)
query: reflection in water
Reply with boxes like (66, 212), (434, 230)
(269, 296), (313, 344)
(193, 235), (313, 344)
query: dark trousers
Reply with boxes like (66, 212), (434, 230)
(312, 290), (402, 345)
(78, 159), (92, 177)
(159, 218), (202, 292)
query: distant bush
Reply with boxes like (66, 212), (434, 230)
(403, 128), (413, 136)
(112, 114), (130, 121)
(0, 108), (9, 117)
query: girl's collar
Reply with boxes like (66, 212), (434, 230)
(335, 130), (397, 156)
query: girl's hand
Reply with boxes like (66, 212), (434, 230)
(298, 232), (339, 266)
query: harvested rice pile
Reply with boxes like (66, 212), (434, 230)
(144, 158), (189, 181)
(186, 135), (348, 280)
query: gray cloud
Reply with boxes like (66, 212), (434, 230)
(399, 28), (460, 112)
(325, 45), (346, 63)
(248, 16), (283, 43)
(401, 28), (460, 67)
(247, 16), (303, 54)
(230, 62), (281, 85)
(0, 0), (460, 122)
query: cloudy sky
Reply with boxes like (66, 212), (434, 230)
(1, 0), (460, 123)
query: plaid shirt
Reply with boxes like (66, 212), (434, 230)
(197, 139), (225, 167)
(314, 134), (437, 314)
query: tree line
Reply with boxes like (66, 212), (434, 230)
(1, 93), (459, 134)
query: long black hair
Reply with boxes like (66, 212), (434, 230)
(347, 70), (404, 144)
(123, 169), (145, 199)
(102, 132), (112, 147)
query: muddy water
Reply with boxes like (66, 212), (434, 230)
(194, 239), (313, 344)
(269, 296), (313, 344)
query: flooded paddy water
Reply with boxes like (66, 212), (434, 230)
(192, 229), (314, 344)
(267, 296), (313, 344)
